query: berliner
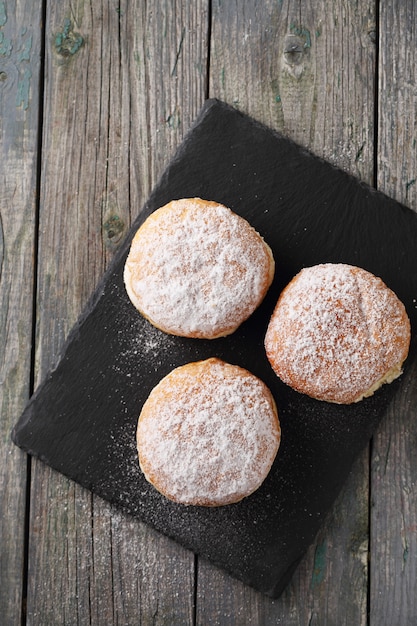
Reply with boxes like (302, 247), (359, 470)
(264, 263), (411, 404)
(136, 358), (281, 506)
(123, 198), (274, 339)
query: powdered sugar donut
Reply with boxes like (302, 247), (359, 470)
(265, 263), (411, 404)
(137, 358), (281, 506)
(124, 198), (275, 339)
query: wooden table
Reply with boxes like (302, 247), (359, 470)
(2, 1), (416, 624)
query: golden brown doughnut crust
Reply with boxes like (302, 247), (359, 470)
(123, 198), (275, 339)
(137, 358), (281, 506)
(264, 263), (411, 404)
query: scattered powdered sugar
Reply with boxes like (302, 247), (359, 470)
(137, 358), (281, 506)
(265, 263), (410, 404)
(124, 199), (273, 338)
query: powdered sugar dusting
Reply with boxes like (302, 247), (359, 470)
(137, 358), (281, 506)
(124, 199), (274, 338)
(265, 263), (411, 404)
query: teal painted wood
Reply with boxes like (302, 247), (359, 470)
(0, 0), (43, 623)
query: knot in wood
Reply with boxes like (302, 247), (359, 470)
(283, 35), (305, 66)
(103, 214), (125, 245)
(54, 19), (84, 57)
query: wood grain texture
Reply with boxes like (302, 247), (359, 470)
(27, 0), (207, 623)
(0, 0), (42, 623)
(196, 455), (369, 626)
(370, 1), (417, 622)
(209, 0), (376, 180)
(7, 0), (417, 622)
(376, 0), (417, 208)
(369, 358), (417, 626)
(204, 0), (376, 622)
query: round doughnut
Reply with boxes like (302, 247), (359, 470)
(136, 358), (281, 506)
(123, 198), (275, 339)
(264, 263), (411, 404)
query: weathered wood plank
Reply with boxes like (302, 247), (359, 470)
(201, 0), (377, 621)
(376, 0), (417, 209)
(196, 454), (369, 625)
(0, 0), (43, 623)
(370, 1), (417, 622)
(209, 0), (376, 179)
(369, 358), (417, 625)
(27, 0), (208, 623)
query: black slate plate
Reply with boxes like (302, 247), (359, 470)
(12, 99), (417, 597)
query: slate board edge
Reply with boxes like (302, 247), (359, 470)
(11, 98), (417, 599)
(12, 96), (417, 420)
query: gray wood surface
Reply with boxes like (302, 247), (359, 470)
(27, 1), (204, 623)
(369, 1), (417, 623)
(0, 0), (43, 623)
(204, 2), (375, 623)
(1, 0), (416, 624)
